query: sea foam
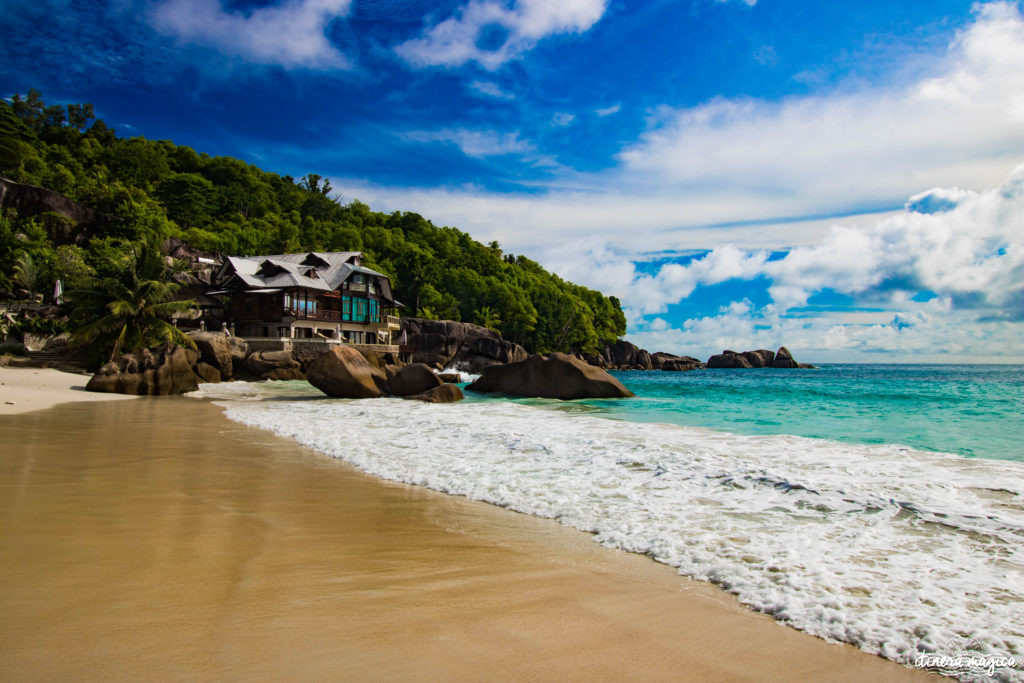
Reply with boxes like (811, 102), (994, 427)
(197, 382), (1024, 680)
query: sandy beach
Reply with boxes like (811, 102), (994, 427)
(0, 376), (937, 681)
(0, 366), (137, 415)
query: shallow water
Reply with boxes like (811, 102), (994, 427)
(199, 368), (1024, 681)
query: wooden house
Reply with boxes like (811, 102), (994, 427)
(210, 251), (401, 347)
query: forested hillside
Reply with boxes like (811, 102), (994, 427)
(0, 91), (625, 353)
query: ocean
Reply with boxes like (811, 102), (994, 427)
(195, 363), (1024, 680)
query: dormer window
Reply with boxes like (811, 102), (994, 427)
(301, 253), (330, 268)
(305, 268), (319, 279)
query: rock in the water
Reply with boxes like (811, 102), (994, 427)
(707, 350), (754, 369)
(404, 384), (464, 403)
(306, 346), (386, 398)
(389, 363), (443, 397)
(742, 349), (775, 367)
(86, 343), (201, 395)
(264, 367), (305, 381)
(194, 361), (221, 383)
(660, 356), (705, 372)
(772, 346), (799, 368)
(467, 353), (634, 400)
(400, 318), (528, 372)
(188, 331), (248, 380)
(706, 346), (810, 369)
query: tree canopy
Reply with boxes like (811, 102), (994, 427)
(0, 91), (626, 354)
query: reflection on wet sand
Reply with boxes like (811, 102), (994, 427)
(0, 398), (930, 681)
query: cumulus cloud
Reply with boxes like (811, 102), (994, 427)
(540, 163), (1024, 361)
(469, 80), (515, 99)
(403, 128), (534, 158)
(551, 112), (576, 127)
(150, 0), (352, 69)
(628, 296), (1023, 363)
(395, 0), (608, 69)
(764, 163), (1024, 315)
(616, 2), (1024, 214)
(348, 4), (1024, 255)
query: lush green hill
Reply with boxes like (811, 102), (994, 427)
(0, 91), (625, 353)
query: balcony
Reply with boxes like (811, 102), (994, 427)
(286, 309), (399, 326)
(368, 314), (401, 329)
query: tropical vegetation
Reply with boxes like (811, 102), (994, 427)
(0, 90), (627, 356)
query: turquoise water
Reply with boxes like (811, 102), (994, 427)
(606, 364), (1024, 462)
(466, 365), (1024, 463)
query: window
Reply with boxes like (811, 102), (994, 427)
(342, 296), (352, 321)
(369, 299), (379, 322)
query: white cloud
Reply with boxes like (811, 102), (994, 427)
(351, 4), (1024, 256)
(469, 80), (515, 100)
(542, 163), (1024, 361)
(595, 103), (621, 116)
(616, 3), (1024, 214)
(150, 0), (352, 69)
(395, 0), (608, 69)
(764, 163), (1024, 314)
(403, 128), (534, 158)
(626, 297), (1024, 364)
(551, 112), (576, 127)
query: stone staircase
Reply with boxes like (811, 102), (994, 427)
(23, 348), (91, 372)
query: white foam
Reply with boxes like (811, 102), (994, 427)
(205, 384), (1024, 680)
(433, 363), (480, 383)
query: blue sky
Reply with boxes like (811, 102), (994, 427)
(2, 0), (1022, 361)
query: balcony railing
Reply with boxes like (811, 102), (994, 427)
(286, 309), (397, 325)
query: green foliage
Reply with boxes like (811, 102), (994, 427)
(17, 317), (69, 336)
(12, 251), (40, 293)
(0, 91), (628, 355)
(69, 240), (198, 364)
(473, 305), (501, 331)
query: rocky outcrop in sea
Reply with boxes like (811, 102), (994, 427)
(707, 347), (814, 369)
(399, 318), (528, 372)
(467, 353), (633, 400)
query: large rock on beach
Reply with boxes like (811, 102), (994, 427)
(388, 363), (443, 397)
(306, 346), (386, 398)
(193, 361), (222, 383)
(86, 343), (200, 395)
(400, 318), (528, 372)
(467, 353), (634, 400)
(404, 384), (464, 403)
(240, 350), (303, 381)
(188, 330), (248, 379)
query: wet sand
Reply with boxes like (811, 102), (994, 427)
(0, 397), (936, 681)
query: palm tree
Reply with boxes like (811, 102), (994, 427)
(473, 305), (501, 332)
(12, 251), (40, 296)
(70, 241), (198, 363)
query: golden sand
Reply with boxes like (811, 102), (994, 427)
(0, 394), (937, 681)
(0, 366), (136, 415)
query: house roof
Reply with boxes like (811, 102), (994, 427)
(218, 251), (395, 303)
